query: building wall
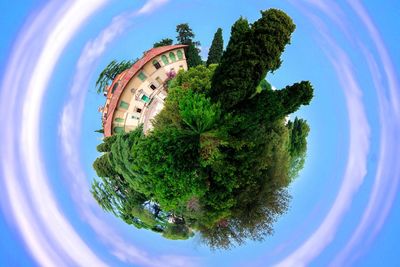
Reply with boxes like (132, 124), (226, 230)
(110, 48), (188, 134)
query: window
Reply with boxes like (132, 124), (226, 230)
(150, 84), (156, 90)
(114, 118), (124, 123)
(119, 101), (129, 109)
(136, 108), (142, 113)
(138, 71), (147, 81)
(161, 55), (169, 65)
(177, 50), (183, 60)
(131, 115), (140, 120)
(179, 65), (184, 70)
(169, 52), (176, 62)
(153, 60), (161, 69)
(141, 95), (150, 103)
(111, 82), (119, 93)
(113, 127), (124, 134)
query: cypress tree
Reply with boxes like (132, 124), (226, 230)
(210, 9), (296, 111)
(230, 81), (313, 136)
(92, 9), (314, 250)
(206, 28), (224, 66)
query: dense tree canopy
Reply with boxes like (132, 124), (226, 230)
(92, 9), (313, 249)
(210, 9), (297, 111)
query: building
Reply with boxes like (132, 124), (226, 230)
(101, 45), (188, 137)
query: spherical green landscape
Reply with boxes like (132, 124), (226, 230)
(92, 9), (313, 250)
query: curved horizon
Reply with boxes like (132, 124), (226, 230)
(1, 1), (399, 266)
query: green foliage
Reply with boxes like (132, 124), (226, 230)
(96, 60), (134, 94)
(93, 154), (115, 178)
(287, 117), (310, 180)
(130, 126), (206, 211)
(153, 38), (173, 48)
(171, 64), (217, 94)
(185, 43), (203, 68)
(91, 179), (118, 214)
(206, 28), (223, 66)
(92, 9), (313, 250)
(176, 23), (196, 45)
(176, 23), (202, 68)
(163, 223), (193, 240)
(179, 90), (221, 134)
(210, 9), (296, 111)
(256, 79), (272, 93)
(153, 65), (218, 131)
(287, 117), (310, 157)
(108, 128), (145, 186)
(96, 135), (117, 152)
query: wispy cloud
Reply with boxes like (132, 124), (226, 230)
(275, 27), (370, 267)
(3, 1), (398, 266)
(136, 0), (170, 15)
(304, 0), (354, 42)
(275, 1), (400, 266)
(1, 1), (109, 267)
(330, 1), (400, 265)
(59, 0), (199, 266)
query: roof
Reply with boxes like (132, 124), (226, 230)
(103, 44), (187, 137)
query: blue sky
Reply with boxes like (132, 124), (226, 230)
(1, 1), (400, 266)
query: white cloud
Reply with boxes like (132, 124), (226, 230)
(59, 0), (199, 266)
(137, 0), (170, 15)
(275, 37), (370, 267)
(274, 3), (371, 266)
(331, 1), (400, 265)
(1, 1), (109, 267)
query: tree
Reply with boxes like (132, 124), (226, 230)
(162, 224), (193, 240)
(170, 64), (217, 94)
(93, 154), (115, 178)
(96, 135), (117, 153)
(210, 9), (296, 111)
(178, 89), (221, 134)
(176, 23), (202, 68)
(96, 60), (134, 94)
(186, 44), (203, 68)
(126, 125), (206, 211)
(206, 28), (223, 66)
(287, 117), (310, 157)
(256, 79), (272, 93)
(91, 180), (118, 214)
(176, 23), (196, 45)
(230, 81), (313, 133)
(287, 117), (310, 180)
(92, 9), (313, 250)
(153, 38), (173, 48)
